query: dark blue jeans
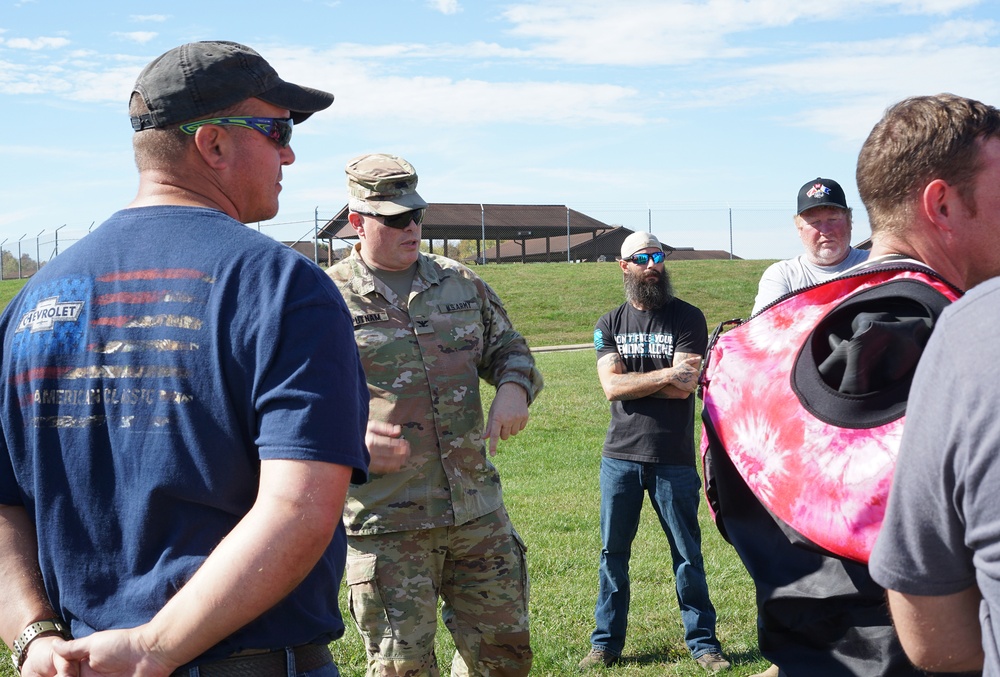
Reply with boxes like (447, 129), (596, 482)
(590, 457), (720, 659)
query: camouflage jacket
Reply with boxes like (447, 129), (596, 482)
(328, 247), (543, 535)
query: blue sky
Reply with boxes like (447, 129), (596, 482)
(2, 0), (998, 260)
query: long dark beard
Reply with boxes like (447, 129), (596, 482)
(624, 267), (674, 309)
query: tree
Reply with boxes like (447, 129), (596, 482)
(1, 249), (17, 280)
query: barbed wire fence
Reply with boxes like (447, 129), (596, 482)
(0, 204), (801, 277)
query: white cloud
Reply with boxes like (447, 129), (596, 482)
(429, 0), (461, 14)
(4, 36), (70, 50)
(113, 32), (158, 44)
(320, 40), (527, 60)
(901, 0), (983, 14)
(0, 52), (141, 102)
(499, 0), (987, 65)
(682, 19), (1000, 142)
(65, 64), (145, 103)
(366, 76), (644, 126)
(263, 47), (649, 127)
(784, 47), (1000, 140)
(129, 14), (169, 22)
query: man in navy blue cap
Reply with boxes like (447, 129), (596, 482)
(751, 178), (868, 314)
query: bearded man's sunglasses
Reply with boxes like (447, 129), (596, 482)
(625, 251), (666, 265)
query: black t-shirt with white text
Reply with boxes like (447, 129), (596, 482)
(594, 297), (707, 465)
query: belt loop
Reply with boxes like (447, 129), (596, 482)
(284, 646), (296, 676)
(189, 667), (200, 677)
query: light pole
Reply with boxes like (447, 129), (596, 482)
(728, 207), (734, 260)
(16, 233), (27, 279)
(54, 224), (67, 258)
(314, 207), (319, 265)
(35, 229), (45, 276)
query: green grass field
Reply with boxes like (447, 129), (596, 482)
(0, 279), (27, 311)
(0, 258), (776, 676)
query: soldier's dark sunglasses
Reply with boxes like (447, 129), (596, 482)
(377, 209), (425, 229)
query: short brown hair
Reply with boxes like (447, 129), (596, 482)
(857, 93), (1000, 235)
(129, 94), (246, 172)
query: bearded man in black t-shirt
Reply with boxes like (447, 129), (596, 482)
(579, 232), (729, 674)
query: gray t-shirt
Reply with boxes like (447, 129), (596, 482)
(752, 247), (869, 314)
(870, 276), (1000, 675)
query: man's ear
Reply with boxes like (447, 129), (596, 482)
(348, 212), (366, 239)
(192, 125), (229, 170)
(919, 178), (961, 236)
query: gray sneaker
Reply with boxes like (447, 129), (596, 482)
(695, 652), (731, 672)
(578, 649), (619, 670)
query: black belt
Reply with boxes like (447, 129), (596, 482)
(173, 644), (332, 677)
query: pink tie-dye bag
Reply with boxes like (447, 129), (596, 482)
(700, 261), (961, 563)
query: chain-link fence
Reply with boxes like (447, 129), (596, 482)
(0, 225), (91, 280)
(312, 204), (799, 265)
(2, 204), (838, 275)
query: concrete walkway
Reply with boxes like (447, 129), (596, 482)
(533, 343), (592, 353)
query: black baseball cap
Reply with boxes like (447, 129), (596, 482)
(130, 41), (334, 131)
(796, 177), (848, 215)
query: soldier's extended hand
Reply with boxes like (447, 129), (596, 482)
(484, 383), (530, 456)
(365, 420), (411, 474)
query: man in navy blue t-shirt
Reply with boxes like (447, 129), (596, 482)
(0, 41), (369, 677)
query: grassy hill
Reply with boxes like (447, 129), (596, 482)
(474, 258), (772, 346)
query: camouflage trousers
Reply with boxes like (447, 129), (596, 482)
(345, 506), (532, 677)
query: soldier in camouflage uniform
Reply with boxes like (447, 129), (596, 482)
(328, 153), (543, 677)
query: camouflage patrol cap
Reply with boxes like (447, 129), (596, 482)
(346, 153), (429, 216)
